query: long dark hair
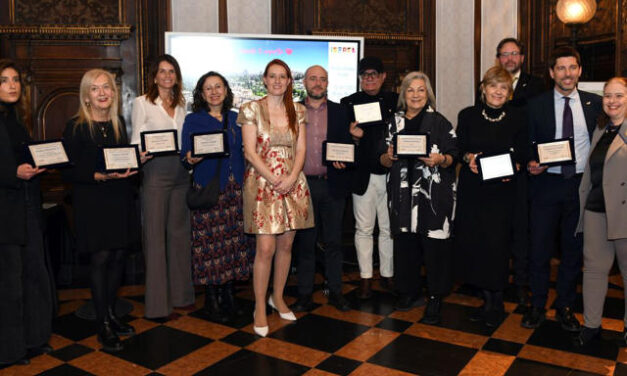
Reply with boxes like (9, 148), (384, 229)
(264, 59), (297, 134)
(0, 59), (23, 116)
(146, 54), (184, 109)
(191, 71), (234, 113)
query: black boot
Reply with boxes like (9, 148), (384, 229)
(469, 289), (492, 322)
(484, 291), (505, 328)
(97, 317), (123, 352)
(420, 295), (442, 325)
(221, 281), (244, 318)
(107, 306), (135, 336)
(204, 285), (228, 323)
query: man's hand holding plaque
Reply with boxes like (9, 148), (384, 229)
(323, 141), (355, 167)
(534, 137), (575, 166)
(352, 101), (383, 126)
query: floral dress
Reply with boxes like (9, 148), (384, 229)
(237, 98), (314, 234)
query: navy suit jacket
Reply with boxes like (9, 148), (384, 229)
(302, 99), (354, 198)
(527, 89), (602, 194)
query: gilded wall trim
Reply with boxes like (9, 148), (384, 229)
(0, 25), (132, 40)
(311, 30), (423, 42)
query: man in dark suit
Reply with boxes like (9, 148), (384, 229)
(291, 65), (353, 312)
(475, 38), (545, 108)
(523, 46), (602, 331)
(495, 38), (545, 306)
(340, 57), (398, 299)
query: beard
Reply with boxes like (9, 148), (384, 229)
(306, 89), (327, 100)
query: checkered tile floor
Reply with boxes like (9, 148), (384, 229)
(3, 269), (627, 375)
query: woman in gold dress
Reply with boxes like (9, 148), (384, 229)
(238, 59), (313, 337)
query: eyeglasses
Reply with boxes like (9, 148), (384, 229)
(359, 71), (380, 79)
(498, 51), (521, 57)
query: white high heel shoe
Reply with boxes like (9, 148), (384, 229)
(253, 311), (269, 337)
(268, 296), (297, 321)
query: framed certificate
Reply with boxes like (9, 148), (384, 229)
(26, 139), (71, 168)
(102, 145), (140, 172)
(351, 101), (383, 126)
(477, 152), (515, 182)
(393, 133), (429, 158)
(533, 138), (575, 167)
(191, 130), (230, 158)
(140, 130), (178, 155)
(322, 141), (355, 166)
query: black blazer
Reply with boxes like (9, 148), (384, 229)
(527, 89), (602, 152)
(340, 90), (398, 195)
(324, 100), (355, 198)
(0, 110), (28, 245)
(510, 72), (546, 107)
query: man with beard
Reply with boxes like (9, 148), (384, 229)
(523, 46), (602, 331)
(291, 65), (354, 312)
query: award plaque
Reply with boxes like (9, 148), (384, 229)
(322, 141), (355, 166)
(27, 140), (70, 168)
(534, 138), (575, 167)
(477, 152), (515, 182)
(191, 130), (230, 158)
(351, 101), (383, 126)
(393, 133), (429, 158)
(141, 130), (178, 155)
(102, 145), (140, 172)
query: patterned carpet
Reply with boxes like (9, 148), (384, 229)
(2, 268), (627, 376)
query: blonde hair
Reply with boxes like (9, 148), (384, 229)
(75, 69), (123, 141)
(480, 66), (513, 103)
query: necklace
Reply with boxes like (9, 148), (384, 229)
(482, 109), (506, 123)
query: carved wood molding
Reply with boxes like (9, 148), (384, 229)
(311, 30), (423, 42)
(0, 24), (132, 40)
(11, 0), (124, 25)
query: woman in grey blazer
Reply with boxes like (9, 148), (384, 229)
(576, 77), (627, 346)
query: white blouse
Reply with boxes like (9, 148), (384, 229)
(131, 95), (186, 148)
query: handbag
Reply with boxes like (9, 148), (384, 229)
(185, 114), (228, 210)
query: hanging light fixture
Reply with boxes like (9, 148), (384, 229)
(555, 0), (597, 46)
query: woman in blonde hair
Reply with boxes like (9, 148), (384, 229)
(63, 69), (147, 352)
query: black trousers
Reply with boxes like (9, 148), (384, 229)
(394, 232), (452, 298)
(295, 178), (346, 296)
(529, 173), (583, 309)
(0, 199), (53, 364)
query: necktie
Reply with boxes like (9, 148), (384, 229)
(561, 97), (575, 178)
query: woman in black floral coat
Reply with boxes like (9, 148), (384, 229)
(379, 71), (459, 324)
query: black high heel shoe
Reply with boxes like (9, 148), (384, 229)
(98, 318), (123, 352)
(108, 306), (135, 336)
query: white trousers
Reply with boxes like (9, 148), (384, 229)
(352, 173), (393, 278)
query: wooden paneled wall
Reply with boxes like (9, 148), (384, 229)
(0, 0), (169, 201)
(520, 0), (625, 83)
(272, 0), (435, 94)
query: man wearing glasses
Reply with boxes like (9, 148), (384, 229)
(495, 37), (545, 107)
(340, 57), (398, 300)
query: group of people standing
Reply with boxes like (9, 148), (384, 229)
(1, 34), (626, 365)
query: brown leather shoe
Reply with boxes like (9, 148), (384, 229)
(358, 278), (372, 300)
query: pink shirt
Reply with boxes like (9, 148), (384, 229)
(303, 98), (327, 176)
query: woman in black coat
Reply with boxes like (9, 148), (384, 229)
(0, 59), (53, 366)
(379, 71), (459, 324)
(455, 66), (528, 327)
(63, 69), (146, 352)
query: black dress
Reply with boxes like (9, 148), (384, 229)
(62, 118), (138, 253)
(455, 104), (528, 290)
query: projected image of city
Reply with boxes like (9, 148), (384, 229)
(167, 34), (361, 111)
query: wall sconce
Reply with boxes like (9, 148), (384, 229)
(556, 0), (597, 46)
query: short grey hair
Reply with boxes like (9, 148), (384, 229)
(397, 71), (436, 111)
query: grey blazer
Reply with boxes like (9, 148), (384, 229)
(577, 120), (627, 239)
